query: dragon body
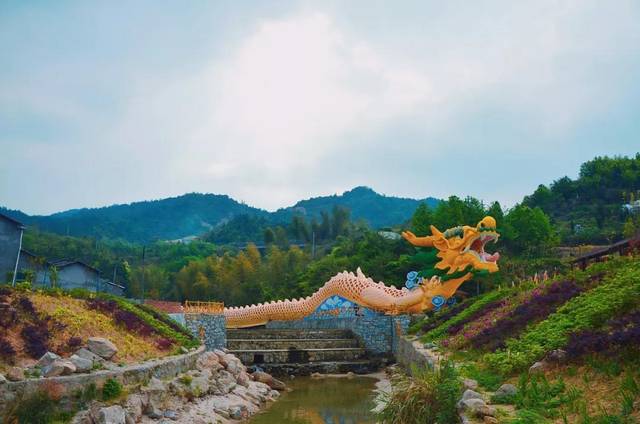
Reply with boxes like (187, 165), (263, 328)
(224, 216), (500, 328)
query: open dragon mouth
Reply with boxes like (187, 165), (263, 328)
(465, 231), (500, 263)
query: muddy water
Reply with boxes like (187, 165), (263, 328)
(250, 375), (379, 424)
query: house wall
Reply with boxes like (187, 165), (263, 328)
(57, 264), (99, 291)
(0, 218), (21, 283)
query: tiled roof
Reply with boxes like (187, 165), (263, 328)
(144, 299), (184, 314)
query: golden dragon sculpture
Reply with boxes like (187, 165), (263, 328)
(224, 216), (500, 328)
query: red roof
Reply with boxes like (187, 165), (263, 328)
(144, 300), (184, 314)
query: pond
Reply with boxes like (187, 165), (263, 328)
(250, 375), (380, 424)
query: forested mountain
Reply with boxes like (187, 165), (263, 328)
(273, 186), (440, 228)
(2, 187), (440, 244)
(523, 154), (640, 244)
(1, 193), (264, 243)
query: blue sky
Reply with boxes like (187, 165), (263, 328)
(1, 1), (639, 215)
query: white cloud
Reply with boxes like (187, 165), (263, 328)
(2, 2), (639, 213)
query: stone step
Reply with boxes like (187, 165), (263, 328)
(227, 328), (353, 340)
(230, 347), (367, 364)
(257, 360), (380, 376)
(227, 338), (360, 350)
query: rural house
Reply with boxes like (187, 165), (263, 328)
(0, 212), (25, 283)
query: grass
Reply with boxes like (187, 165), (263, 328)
(377, 360), (461, 424)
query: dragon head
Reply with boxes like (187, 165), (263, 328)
(402, 216), (500, 280)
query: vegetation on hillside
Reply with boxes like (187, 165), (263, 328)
(0, 284), (197, 370)
(402, 256), (640, 423)
(524, 154), (640, 245)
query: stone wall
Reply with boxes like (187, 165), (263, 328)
(184, 314), (226, 351)
(0, 347), (204, 414)
(266, 312), (410, 356)
(395, 336), (438, 375)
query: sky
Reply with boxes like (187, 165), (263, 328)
(1, 1), (639, 215)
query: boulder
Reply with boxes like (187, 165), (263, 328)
(87, 337), (118, 359)
(529, 361), (548, 374)
(495, 383), (517, 397)
(546, 349), (567, 364)
(42, 360), (76, 377)
(213, 370), (237, 395)
(37, 351), (61, 368)
(6, 367), (24, 382)
(237, 371), (251, 388)
(195, 351), (219, 371)
(461, 389), (483, 402)
(477, 405), (497, 417)
(462, 378), (478, 390)
(70, 354), (93, 373)
(95, 405), (126, 424)
(252, 371), (286, 391)
(75, 347), (105, 364)
(0, 374), (6, 384)
(460, 398), (487, 415)
(123, 393), (146, 420)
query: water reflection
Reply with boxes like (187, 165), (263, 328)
(250, 376), (378, 424)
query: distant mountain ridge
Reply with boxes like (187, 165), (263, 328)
(1, 187), (440, 243)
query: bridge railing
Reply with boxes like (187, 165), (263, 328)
(184, 300), (224, 315)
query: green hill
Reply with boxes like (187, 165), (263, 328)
(2, 188), (440, 244)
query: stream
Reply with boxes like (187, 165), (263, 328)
(249, 375), (381, 424)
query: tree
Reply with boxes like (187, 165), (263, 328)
(486, 201), (504, 225)
(331, 206), (351, 238)
(263, 228), (276, 245)
(411, 203), (433, 235)
(503, 205), (557, 256)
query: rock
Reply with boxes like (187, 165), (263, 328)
(0, 374), (6, 384)
(228, 405), (247, 420)
(310, 372), (324, 379)
(180, 346), (189, 354)
(346, 372), (355, 379)
(6, 367), (24, 382)
(87, 337), (118, 359)
(124, 393), (146, 420)
(269, 390), (280, 399)
(237, 371), (251, 388)
(96, 405), (126, 424)
(547, 349), (567, 364)
(42, 359), (76, 377)
(145, 405), (163, 419)
(462, 378), (478, 390)
(529, 361), (548, 374)
(70, 354), (93, 373)
(37, 351), (61, 368)
(461, 389), (483, 402)
(75, 347), (105, 365)
(477, 405), (497, 417)
(424, 342), (436, 349)
(495, 383), (517, 397)
(195, 351), (220, 371)
(164, 410), (178, 420)
(484, 417), (499, 424)
(460, 398), (487, 414)
(213, 370), (237, 395)
(252, 371), (286, 391)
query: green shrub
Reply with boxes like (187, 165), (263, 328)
(485, 260), (640, 374)
(460, 363), (503, 391)
(377, 360), (461, 424)
(421, 288), (513, 342)
(5, 390), (59, 424)
(102, 378), (123, 401)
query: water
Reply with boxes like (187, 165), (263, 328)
(250, 376), (379, 424)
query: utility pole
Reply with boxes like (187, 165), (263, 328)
(11, 226), (25, 287)
(112, 263), (118, 286)
(141, 246), (146, 302)
(311, 231), (316, 259)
